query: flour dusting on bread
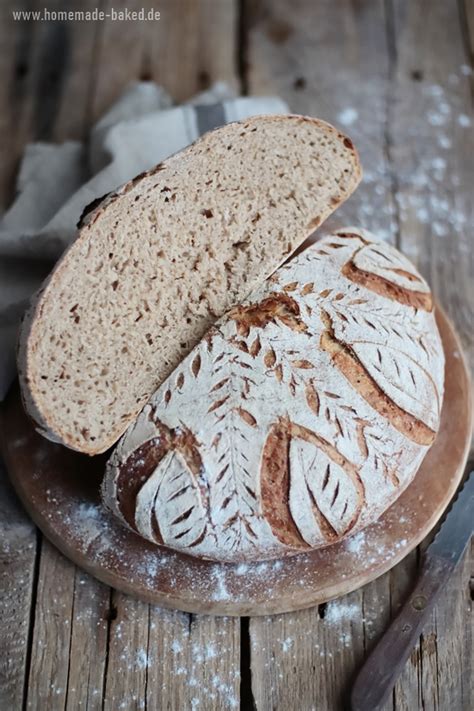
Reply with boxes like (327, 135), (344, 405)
(102, 230), (444, 563)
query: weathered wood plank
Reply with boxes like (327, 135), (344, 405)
(462, 0), (474, 73)
(0, 0), (40, 209)
(102, 591), (150, 711)
(25, 539), (76, 709)
(101, 595), (241, 710)
(146, 608), (241, 710)
(0, 460), (38, 711)
(149, 0), (239, 102)
(91, 0), (238, 121)
(250, 598), (367, 710)
(0, 0), (101, 210)
(24, 541), (110, 711)
(389, 0), (474, 369)
(64, 570), (110, 710)
(431, 548), (472, 710)
(390, 550), (422, 711)
(390, 547), (472, 711)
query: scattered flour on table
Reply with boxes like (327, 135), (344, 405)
(334, 73), (471, 252)
(60, 501), (110, 549)
(324, 600), (360, 624)
(171, 639), (182, 654)
(458, 113), (471, 127)
(344, 531), (366, 555)
(136, 648), (151, 670)
(337, 107), (358, 126)
(210, 567), (231, 602)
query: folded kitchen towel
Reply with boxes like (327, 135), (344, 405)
(0, 81), (288, 399)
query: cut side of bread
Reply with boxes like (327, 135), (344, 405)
(102, 230), (445, 563)
(18, 115), (361, 454)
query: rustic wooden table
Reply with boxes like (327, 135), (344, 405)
(0, 1), (472, 709)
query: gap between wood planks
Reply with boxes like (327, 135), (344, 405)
(21, 529), (41, 711)
(100, 588), (116, 710)
(383, 0), (402, 251)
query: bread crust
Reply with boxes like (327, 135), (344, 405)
(18, 115), (361, 454)
(102, 229), (445, 563)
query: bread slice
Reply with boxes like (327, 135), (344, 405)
(18, 115), (361, 455)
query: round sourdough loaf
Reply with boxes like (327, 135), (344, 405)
(102, 229), (445, 563)
(17, 115), (361, 455)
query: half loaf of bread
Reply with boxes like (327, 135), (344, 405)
(102, 229), (445, 563)
(18, 115), (361, 454)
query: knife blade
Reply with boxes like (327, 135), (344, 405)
(427, 471), (474, 563)
(350, 468), (474, 711)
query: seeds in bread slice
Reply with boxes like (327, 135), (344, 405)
(18, 114), (361, 454)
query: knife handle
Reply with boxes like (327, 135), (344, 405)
(350, 554), (452, 711)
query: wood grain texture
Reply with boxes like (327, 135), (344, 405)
(351, 551), (465, 710)
(25, 539), (76, 709)
(64, 569), (109, 710)
(0, 462), (37, 710)
(0, 0), (101, 210)
(22, 544), (108, 710)
(91, 0), (238, 119)
(145, 608), (240, 710)
(100, 593), (240, 710)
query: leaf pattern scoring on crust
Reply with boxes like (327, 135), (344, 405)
(102, 229), (445, 563)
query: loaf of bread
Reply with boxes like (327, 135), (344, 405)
(102, 229), (445, 563)
(18, 115), (361, 455)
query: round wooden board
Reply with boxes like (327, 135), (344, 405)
(1, 308), (472, 617)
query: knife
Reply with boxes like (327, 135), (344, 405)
(350, 468), (474, 711)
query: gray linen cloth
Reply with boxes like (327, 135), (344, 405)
(0, 82), (288, 398)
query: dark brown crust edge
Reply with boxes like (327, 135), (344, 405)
(320, 310), (436, 446)
(342, 261), (433, 311)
